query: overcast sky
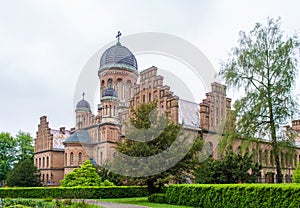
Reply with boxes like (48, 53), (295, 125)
(1, 0), (300, 137)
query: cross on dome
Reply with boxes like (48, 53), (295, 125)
(116, 31), (122, 45)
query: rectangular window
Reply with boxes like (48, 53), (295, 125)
(65, 153), (67, 166)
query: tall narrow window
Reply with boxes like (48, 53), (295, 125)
(42, 157), (45, 168)
(78, 152), (82, 165)
(270, 150), (274, 166)
(70, 152), (74, 166)
(264, 151), (268, 166)
(65, 153), (67, 166)
(46, 156), (49, 167)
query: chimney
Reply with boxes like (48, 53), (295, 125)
(60, 127), (65, 134)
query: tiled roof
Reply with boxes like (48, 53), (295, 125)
(51, 129), (71, 149)
(64, 130), (93, 144)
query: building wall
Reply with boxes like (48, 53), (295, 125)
(129, 66), (179, 123)
(200, 82), (232, 132)
(34, 116), (70, 186)
(34, 65), (300, 185)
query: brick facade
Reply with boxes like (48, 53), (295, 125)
(34, 41), (300, 185)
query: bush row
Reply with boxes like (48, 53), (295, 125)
(2, 198), (54, 208)
(0, 186), (147, 199)
(149, 184), (300, 208)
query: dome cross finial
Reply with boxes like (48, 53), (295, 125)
(82, 92), (85, 100)
(116, 31), (122, 45)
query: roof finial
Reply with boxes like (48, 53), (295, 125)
(82, 92), (85, 100)
(116, 31), (122, 45)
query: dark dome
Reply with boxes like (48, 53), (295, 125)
(76, 99), (91, 112)
(103, 87), (118, 98)
(99, 43), (138, 71)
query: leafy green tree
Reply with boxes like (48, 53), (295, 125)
(60, 160), (114, 187)
(293, 163), (300, 183)
(15, 131), (34, 162)
(219, 17), (300, 183)
(6, 158), (41, 187)
(195, 151), (261, 184)
(0, 132), (16, 184)
(0, 131), (34, 186)
(111, 102), (203, 194)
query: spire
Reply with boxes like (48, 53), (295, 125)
(116, 31), (122, 46)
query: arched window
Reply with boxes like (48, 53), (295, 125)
(101, 80), (105, 86)
(108, 78), (113, 85)
(42, 157), (45, 168)
(46, 156), (49, 167)
(70, 152), (74, 166)
(78, 152), (82, 165)
(39, 158), (41, 168)
(206, 142), (213, 157)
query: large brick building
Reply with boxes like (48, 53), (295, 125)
(34, 36), (300, 186)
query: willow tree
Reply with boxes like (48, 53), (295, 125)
(219, 17), (299, 183)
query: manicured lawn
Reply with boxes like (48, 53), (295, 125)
(98, 197), (193, 208)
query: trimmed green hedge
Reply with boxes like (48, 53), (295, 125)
(0, 186), (147, 199)
(148, 193), (167, 204)
(152, 184), (300, 208)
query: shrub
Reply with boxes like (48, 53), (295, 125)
(148, 193), (167, 203)
(2, 198), (53, 208)
(293, 163), (300, 183)
(0, 186), (147, 199)
(164, 184), (300, 208)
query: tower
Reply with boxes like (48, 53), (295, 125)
(96, 87), (121, 164)
(75, 93), (92, 129)
(98, 34), (138, 111)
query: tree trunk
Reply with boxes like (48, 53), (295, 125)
(268, 94), (282, 183)
(146, 178), (156, 195)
